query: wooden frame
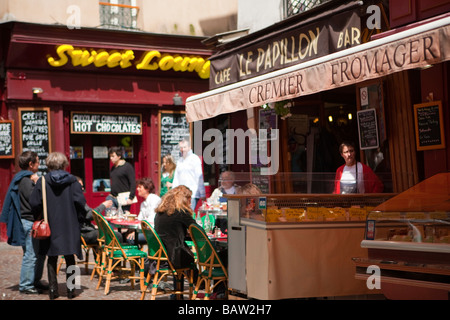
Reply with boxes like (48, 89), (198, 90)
(413, 101), (446, 151)
(357, 108), (379, 150)
(18, 106), (52, 155)
(158, 110), (192, 190)
(70, 111), (142, 135)
(0, 119), (15, 159)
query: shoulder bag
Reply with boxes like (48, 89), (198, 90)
(31, 176), (51, 240)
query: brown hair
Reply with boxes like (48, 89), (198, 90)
(108, 146), (124, 159)
(137, 177), (155, 194)
(237, 183), (262, 195)
(339, 141), (355, 154)
(18, 151), (38, 170)
(155, 185), (192, 216)
(162, 154), (176, 178)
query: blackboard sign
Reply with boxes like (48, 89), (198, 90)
(159, 111), (191, 164)
(0, 120), (15, 159)
(71, 112), (142, 135)
(357, 108), (379, 150)
(414, 101), (446, 151)
(19, 108), (51, 172)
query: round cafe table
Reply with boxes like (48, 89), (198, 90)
(105, 217), (142, 246)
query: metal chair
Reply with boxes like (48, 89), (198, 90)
(140, 220), (195, 300)
(92, 210), (146, 295)
(188, 223), (228, 300)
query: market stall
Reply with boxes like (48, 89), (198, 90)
(226, 193), (394, 299)
(354, 173), (450, 300)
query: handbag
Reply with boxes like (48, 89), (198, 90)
(31, 177), (51, 240)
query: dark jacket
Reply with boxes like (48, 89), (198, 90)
(30, 170), (86, 257)
(0, 170), (33, 246)
(155, 209), (198, 269)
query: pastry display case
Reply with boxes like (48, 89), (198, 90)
(226, 193), (395, 299)
(354, 173), (450, 300)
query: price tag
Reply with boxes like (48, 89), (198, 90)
(258, 197), (267, 210)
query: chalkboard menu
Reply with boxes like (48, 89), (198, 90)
(19, 108), (51, 172)
(0, 120), (14, 159)
(71, 112), (142, 135)
(159, 111), (191, 164)
(357, 108), (379, 150)
(414, 101), (446, 151)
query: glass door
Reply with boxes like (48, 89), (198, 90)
(70, 134), (136, 209)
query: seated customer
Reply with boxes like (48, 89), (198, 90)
(75, 176), (123, 244)
(126, 177), (161, 245)
(208, 171), (241, 204)
(153, 186), (200, 293)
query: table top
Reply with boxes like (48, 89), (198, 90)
(106, 217), (141, 229)
(198, 209), (228, 217)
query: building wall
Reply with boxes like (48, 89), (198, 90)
(0, 0), (238, 36)
(237, 0), (284, 33)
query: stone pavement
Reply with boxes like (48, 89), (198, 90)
(0, 241), (178, 301)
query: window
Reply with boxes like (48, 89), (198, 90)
(99, 0), (139, 30)
(285, 0), (332, 18)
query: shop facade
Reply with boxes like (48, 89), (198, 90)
(185, 1), (450, 299)
(187, 2), (450, 194)
(0, 22), (211, 240)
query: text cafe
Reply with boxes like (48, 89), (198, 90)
(0, 21), (211, 217)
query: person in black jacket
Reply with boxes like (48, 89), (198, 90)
(107, 146), (136, 211)
(0, 151), (46, 294)
(75, 176), (124, 244)
(30, 152), (87, 300)
(154, 185), (200, 295)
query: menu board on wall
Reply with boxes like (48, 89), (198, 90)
(19, 107), (51, 172)
(159, 111), (191, 164)
(357, 108), (379, 150)
(70, 112), (142, 135)
(0, 120), (15, 159)
(414, 101), (446, 151)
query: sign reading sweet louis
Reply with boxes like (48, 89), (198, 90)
(47, 45), (210, 79)
(71, 112), (142, 135)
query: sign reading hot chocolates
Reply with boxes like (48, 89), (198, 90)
(71, 112), (142, 135)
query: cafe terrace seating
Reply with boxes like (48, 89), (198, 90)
(56, 235), (97, 276)
(189, 223), (228, 300)
(140, 220), (195, 300)
(93, 210), (146, 295)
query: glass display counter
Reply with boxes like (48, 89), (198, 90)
(226, 193), (395, 300)
(354, 173), (450, 300)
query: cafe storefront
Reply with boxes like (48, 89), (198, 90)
(0, 21), (211, 231)
(186, 2), (450, 300)
(187, 4), (450, 194)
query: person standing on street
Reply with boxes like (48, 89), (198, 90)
(0, 151), (47, 294)
(30, 152), (87, 299)
(107, 146), (136, 211)
(171, 138), (206, 211)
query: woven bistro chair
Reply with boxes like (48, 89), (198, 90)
(140, 220), (194, 300)
(56, 235), (97, 275)
(92, 210), (146, 295)
(188, 223), (228, 300)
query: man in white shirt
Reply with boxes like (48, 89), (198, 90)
(208, 170), (241, 203)
(172, 138), (206, 210)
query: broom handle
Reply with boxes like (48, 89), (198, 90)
(42, 176), (48, 223)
